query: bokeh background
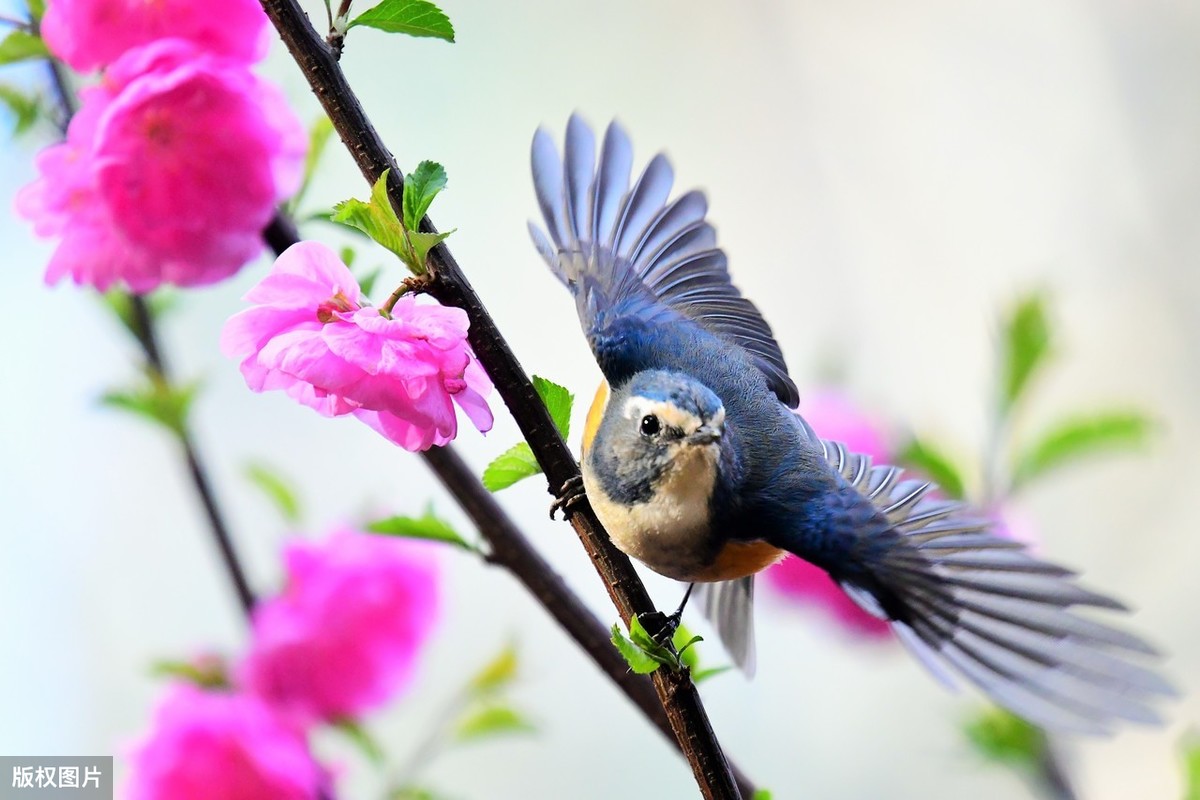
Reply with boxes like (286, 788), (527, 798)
(2, 0), (1199, 797)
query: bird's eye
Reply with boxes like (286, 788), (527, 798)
(639, 414), (661, 437)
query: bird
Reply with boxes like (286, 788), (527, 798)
(527, 115), (1173, 735)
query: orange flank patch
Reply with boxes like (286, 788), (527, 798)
(581, 380), (609, 454)
(693, 539), (787, 582)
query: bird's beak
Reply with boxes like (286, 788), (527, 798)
(688, 425), (722, 445)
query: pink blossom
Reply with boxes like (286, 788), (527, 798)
(222, 241), (494, 451)
(990, 504), (1039, 550)
(763, 387), (894, 638)
(795, 387), (890, 462)
(239, 529), (440, 724)
(126, 685), (328, 800)
(16, 40), (305, 293)
(42, 0), (269, 72)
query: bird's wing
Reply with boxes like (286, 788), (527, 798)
(529, 115), (799, 407)
(694, 577), (757, 676)
(785, 419), (1173, 735)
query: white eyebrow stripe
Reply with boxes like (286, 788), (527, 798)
(622, 397), (703, 432)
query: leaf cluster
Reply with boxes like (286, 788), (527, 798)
(483, 376), (573, 491)
(897, 291), (1154, 500)
(332, 167), (453, 279)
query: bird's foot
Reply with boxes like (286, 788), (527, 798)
(550, 474), (588, 520)
(641, 583), (695, 647)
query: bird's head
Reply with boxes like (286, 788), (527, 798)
(586, 370), (727, 505)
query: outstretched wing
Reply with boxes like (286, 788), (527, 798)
(529, 115), (799, 407)
(792, 420), (1173, 735)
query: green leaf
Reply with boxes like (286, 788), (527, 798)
(469, 642), (519, 695)
(963, 706), (1045, 766)
(243, 462), (302, 524)
(751, 792), (774, 800)
(289, 114), (336, 213)
(672, 624), (701, 672)
(100, 376), (200, 437)
(367, 506), (476, 551)
(26, 0), (45, 21)
(150, 657), (229, 689)
(532, 375), (573, 439)
(0, 29), (48, 65)
(100, 289), (179, 340)
(481, 377), (573, 491)
(896, 437), (967, 499)
(482, 442), (541, 492)
(453, 705), (536, 743)
(1183, 735), (1200, 800)
(627, 614), (681, 670)
(356, 266), (382, 297)
(331, 718), (385, 765)
(349, 0), (455, 42)
(402, 160), (448, 231)
(332, 170), (409, 260)
(614, 618), (681, 671)
(390, 788), (448, 800)
(1000, 292), (1053, 413)
(610, 622), (662, 675)
(1011, 411), (1155, 490)
(693, 665), (733, 684)
(407, 228), (453, 271)
(0, 83), (40, 134)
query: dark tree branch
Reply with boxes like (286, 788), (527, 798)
(256, 2), (744, 796)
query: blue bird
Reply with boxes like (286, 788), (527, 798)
(528, 116), (1171, 734)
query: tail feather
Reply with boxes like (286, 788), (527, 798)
(695, 577), (757, 676)
(808, 434), (1173, 734)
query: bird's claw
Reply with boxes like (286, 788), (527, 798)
(638, 609), (683, 649)
(550, 474), (588, 520)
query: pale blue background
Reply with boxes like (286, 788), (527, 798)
(2, 1), (1198, 798)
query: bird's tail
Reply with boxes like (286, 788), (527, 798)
(806, 430), (1173, 735)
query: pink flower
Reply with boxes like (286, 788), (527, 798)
(42, 0), (269, 72)
(795, 388), (890, 462)
(239, 529), (440, 724)
(763, 388), (894, 639)
(221, 241), (494, 451)
(126, 685), (328, 800)
(16, 40), (305, 293)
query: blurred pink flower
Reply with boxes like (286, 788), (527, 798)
(126, 684), (327, 800)
(990, 504), (1039, 551)
(763, 387), (894, 639)
(17, 40), (305, 292)
(795, 387), (890, 462)
(240, 529), (440, 724)
(222, 241), (494, 451)
(42, 0), (269, 72)
(765, 556), (893, 639)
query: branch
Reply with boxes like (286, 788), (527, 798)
(257, 3), (744, 796)
(128, 296), (259, 616)
(420, 446), (758, 797)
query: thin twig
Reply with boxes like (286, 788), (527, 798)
(128, 296), (258, 616)
(256, 3), (744, 796)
